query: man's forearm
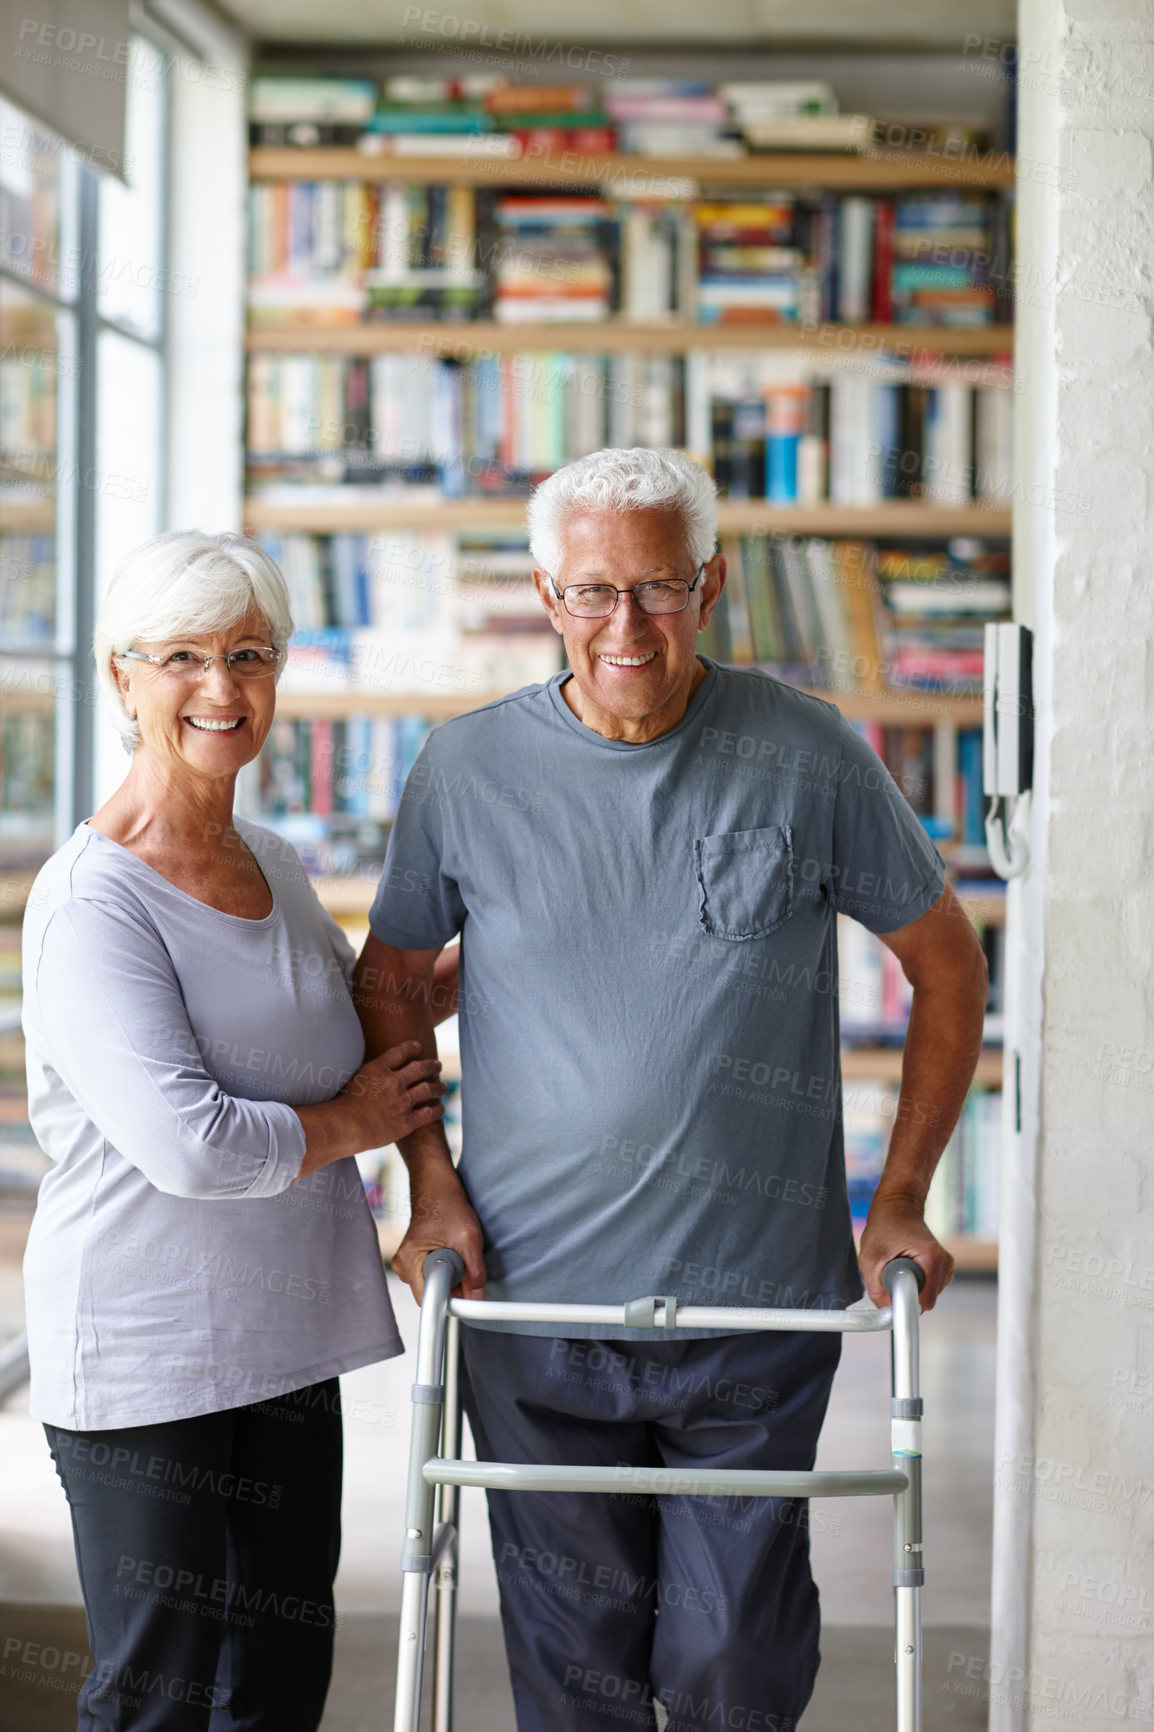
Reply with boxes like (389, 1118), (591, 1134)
(353, 937), (455, 1181)
(873, 967), (987, 1208)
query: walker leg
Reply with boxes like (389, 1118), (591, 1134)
(432, 1315), (462, 1732)
(395, 1571), (432, 1732)
(394, 1260), (456, 1732)
(889, 1269), (923, 1732)
(895, 1583), (922, 1732)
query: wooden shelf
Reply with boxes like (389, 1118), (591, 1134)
(0, 502), (55, 533)
(245, 497), (1011, 537)
(246, 320), (1014, 359)
(942, 1236), (999, 1272)
(0, 688), (55, 714)
(276, 687), (492, 720)
(310, 874), (379, 917)
(957, 892), (1007, 926)
(277, 685), (985, 726)
(250, 146), (1016, 192)
(842, 1046), (1003, 1087)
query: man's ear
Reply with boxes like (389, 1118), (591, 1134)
(696, 552), (727, 632)
(532, 569), (566, 638)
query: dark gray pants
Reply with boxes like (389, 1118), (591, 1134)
(459, 1327), (842, 1732)
(44, 1380), (343, 1732)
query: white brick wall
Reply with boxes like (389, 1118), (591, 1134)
(993, 1), (1154, 1726)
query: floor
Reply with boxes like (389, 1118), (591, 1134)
(0, 1214), (996, 1728)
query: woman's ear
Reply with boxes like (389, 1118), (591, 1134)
(112, 656), (136, 718)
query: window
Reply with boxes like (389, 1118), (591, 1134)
(0, 38), (170, 1203)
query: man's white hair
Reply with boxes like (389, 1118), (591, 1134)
(527, 447), (718, 578)
(94, 530), (294, 752)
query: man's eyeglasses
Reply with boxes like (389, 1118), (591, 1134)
(548, 565), (706, 620)
(116, 646), (282, 682)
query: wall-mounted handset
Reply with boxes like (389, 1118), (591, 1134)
(983, 622), (1034, 879)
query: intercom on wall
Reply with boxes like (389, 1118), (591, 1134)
(983, 622), (1034, 879)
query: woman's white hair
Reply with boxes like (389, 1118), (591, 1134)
(526, 447), (718, 579)
(94, 530), (294, 752)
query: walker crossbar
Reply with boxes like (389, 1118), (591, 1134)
(424, 1461), (909, 1499)
(394, 1251), (926, 1732)
(447, 1297), (895, 1332)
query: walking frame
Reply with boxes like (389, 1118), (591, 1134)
(394, 1249), (927, 1732)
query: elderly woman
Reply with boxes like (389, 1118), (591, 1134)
(21, 530), (449, 1732)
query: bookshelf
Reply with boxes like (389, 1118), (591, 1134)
(242, 87), (1013, 1273)
(247, 322), (1014, 356)
(249, 146), (1016, 192)
(271, 685), (986, 725)
(245, 500), (1011, 536)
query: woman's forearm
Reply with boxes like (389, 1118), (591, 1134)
(293, 1097), (368, 1181)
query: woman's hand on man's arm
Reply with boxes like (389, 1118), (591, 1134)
(349, 933), (485, 1301)
(293, 1041), (445, 1182)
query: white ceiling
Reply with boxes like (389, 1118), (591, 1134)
(213, 0), (1017, 47)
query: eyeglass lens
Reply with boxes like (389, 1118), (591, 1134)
(562, 580), (690, 618)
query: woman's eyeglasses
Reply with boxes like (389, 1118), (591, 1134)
(117, 647), (282, 682)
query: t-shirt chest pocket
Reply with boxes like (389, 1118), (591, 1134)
(693, 824), (794, 942)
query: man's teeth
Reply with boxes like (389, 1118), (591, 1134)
(187, 718), (242, 731)
(599, 652), (657, 667)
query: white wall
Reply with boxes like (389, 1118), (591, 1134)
(162, 0), (249, 534)
(992, 0), (1154, 1725)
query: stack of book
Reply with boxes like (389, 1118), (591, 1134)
(796, 192), (1000, 325)
(249, 75), (378, 147)
(248, 181), (375, 325)
(706, 359), (1012, 506)
(876, 542), (1011, 691)
(493, 195), (616, 322)
(695, 197), (804, 324)
(258, 534), (372, 630)
(359, 76), (516, 160)
(247, 350), (689, 489)
(713, 533), (1008, 698)
(722, 81), (875, 154)
(843, 1081), (897, 1223)
(925, 1089), (1002, 1240)
(838, 916), (914, 1040)
(484, 84), (616, 155)
(889, 195), (998, 325)
(254, 528), (561, 700)
(0, 711), (54, 851)
(1, 333), (57, 487)
(0, 535), (56, 648)
(716, 535), (885, 689)
(246, 168), (1011, 333)
(604, 80), (739, 157)
(246, 350), (1011, 505)
(455, 531), (559, 689)
(259, 715), (430, 836)
(844, 1081), (1001, 1239)
(367, 182), (488, 321)
(619, 204), (693, 318)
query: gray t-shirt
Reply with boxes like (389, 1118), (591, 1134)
(22, 817), (401, 1429)
(370, 660), (946, 1335)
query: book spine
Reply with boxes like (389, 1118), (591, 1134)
(871, 199), (894, 321)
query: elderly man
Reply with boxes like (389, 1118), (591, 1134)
(356, 447), (987, 1731)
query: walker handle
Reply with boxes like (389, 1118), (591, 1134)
(422, 1247), (467, 1286)
(881, 1256), (926, 1294)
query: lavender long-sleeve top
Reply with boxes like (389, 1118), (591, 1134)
(21, 817), (401, 1430)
